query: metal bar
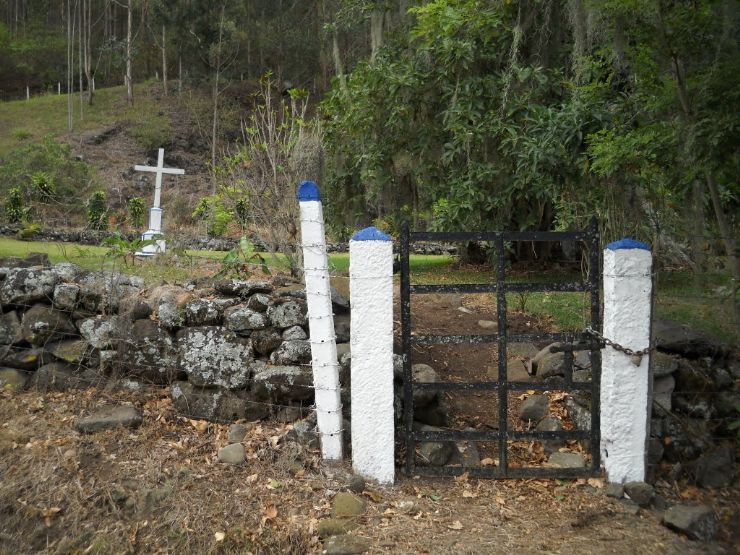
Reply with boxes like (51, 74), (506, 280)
(410, 283), (497, 294)
(400, 220), (414, 477)
(411, 466), (598, 479)
(588, 216), (602, 471)
(563, 333), (574, 387)
(412, 380), (594, 392)
(502, 230), (587, 242)
(412, 430), (591, 442)
(508, 332), (590, 343)
(413, 381), (500, 391)
(411, 334), (499, 345)
(411, 231), (499, 242)
(507, 380), (592, 391)
(504, 282), (589, 293)
(496, 234), (509, 477)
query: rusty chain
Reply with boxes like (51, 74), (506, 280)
(585, 326), (656, 366)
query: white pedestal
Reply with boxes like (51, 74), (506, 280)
(136, 208), (165, 256)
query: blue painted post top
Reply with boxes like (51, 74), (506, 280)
(297, 181), (321, 202)
(606, 238), (651, 251)
(351, 226), (392, 242)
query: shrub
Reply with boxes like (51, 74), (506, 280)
(4, 187), (26, 223)
(87, 190), (108, 231)
(127, 197), (145, 228)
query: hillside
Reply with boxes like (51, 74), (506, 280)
(0, 82), (228, 232)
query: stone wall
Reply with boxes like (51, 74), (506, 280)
(0, 254), (352, 425)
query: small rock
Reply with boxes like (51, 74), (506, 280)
(412, 364), (439, 407)
(547, 452), (585, 468)
(269, 340), (311, 365)
(662, 505), (718, 541)
(330, 287), (351, 313)
(245, 293), (270, 313)
(624, 482), (654, 507)
(604, 483), (624, 499)
(228, 423), (248, 443)
(652, 352), (679, 377)
(267, 299), (307, 328)
(334, 315), (351, 343)
(0, 310), (22, 345)
(75, 405), (143, 433)
(520, 395), (549, 421)
(347, 475), (365, 494)
(317, 518), (358, 539)
(477, 320), (497, 330)
(417, 425), (455, 466)
(620, 499), (641, 515)
(322, 534), (370, 555)
(218, 443), (246, 465)
(331, 492), (366, 518)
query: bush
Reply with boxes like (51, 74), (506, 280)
(127, 197), (146, 228)
(4, 187), (26, 223)
(87, 190), (108, 231)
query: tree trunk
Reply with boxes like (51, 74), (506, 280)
(67, 0), (72, 130)
(77, 0), (83, 119)
(126, 0), (133, 105)
(705, 171), (740, 325)
(370, 9), (384, 63)
(332, 29), (346, 93)
(162, 25), (168, 96)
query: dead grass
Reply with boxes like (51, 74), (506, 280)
(1, 386), (736, 555)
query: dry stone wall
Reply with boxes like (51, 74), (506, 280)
(0, 254), (352, 424)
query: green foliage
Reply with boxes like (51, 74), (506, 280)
(127, 197), (146, 229)
(87, 191), (109, 231)
(0, 135), (94, 224)
(16, 223), (41, 240)
(4, 188), (26, 224)
(30, 171), (55, 201)
(216, 236), (271, 279)
(191, 195), (234, 237)
(103, 233), (158, 267)
(128, 113), (174, 151)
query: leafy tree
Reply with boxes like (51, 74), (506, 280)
(87, 190), (108, 231)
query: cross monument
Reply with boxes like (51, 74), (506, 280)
(133, 148), (185, 255)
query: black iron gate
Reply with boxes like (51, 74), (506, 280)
(400, 219), (602, 479)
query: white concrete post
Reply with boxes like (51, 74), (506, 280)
(600, 238), (653, 483)
(297, 181), (343, 460)
(350, 226), (394, 484)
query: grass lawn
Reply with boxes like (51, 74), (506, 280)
(0, 236), (735, 342)
(0, 82), (171, 157)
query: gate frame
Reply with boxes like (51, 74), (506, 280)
(400, 218), (602, 479)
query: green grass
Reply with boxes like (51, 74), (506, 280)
(1, 236), (734, 342)
(0, 82), (172, 157)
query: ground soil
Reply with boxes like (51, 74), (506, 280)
(1, 293), (737, 554)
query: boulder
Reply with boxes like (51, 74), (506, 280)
(51, 262), (82, 282)
(334, 315), (350, 343)
(652, 375), (675, 415)
(20, 304), (76, 345)
(245, 293), (270, 313)
(74, 270), (142, 313)
(330, 287), (350, 313)
(547, 452), (585, 468)
(652, 352), (679, 378)
(184, 298), (223, 326)
(0, 311), (22, 345)
(417, 424), (456, 466)
(118, 295), (153, 321)
(317, 518), (358, 539)
(214, 279), (272, 297)
(75, 405), (143, 433)
(331, 492), (366, 518)
(170, 381), (269, 422)
(694, 445), (735, 488)
(177, 327), (253, 389)
(411, 364), (440, 407)
(224, 305), (269, 332)
(535, 416), (565, 454)
(267, 299), (307, 328)
(118, 319), (178, 384)
(30, 362), (99, 391)
(414, 399), (450, 427)
(269, 340), (311, 365)
(533, 343), (590, 379)
(78, 315), (119, 349)
(251, 328), (283, 355)
(663, 417), (711, 462)
(654, 319), (725, 359)
(565, 396), (592, 431)
(227, 423), (248, 443)
(52, 283), (80, 311)
(0, 346), (51, 370)
(0, 267), (57, 305)
(282, 325), (307, 341)
(662, 505), (717, 541)
(252, 364), (313, 402)
(624, 482), (654, 507)
(0, 367), (30, 390)
(48, 339), (94, 365)
(520, 395), (549, 421)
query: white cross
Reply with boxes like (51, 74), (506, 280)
(134, 148), (184, 209)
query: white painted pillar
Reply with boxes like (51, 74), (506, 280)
(350, 226), (394, 484)
(297, 181), (343, 460)
(600, 238), (653, 483)
(26, 86), (30, 100)
(58, 82), (61, 95)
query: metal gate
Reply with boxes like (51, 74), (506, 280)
(400, 219), (602, 478)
